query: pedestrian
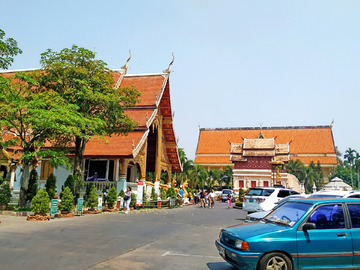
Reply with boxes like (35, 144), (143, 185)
(199, 189), (206, 208)
(209, 189), (216, 209)
(124, 187), (132, 214)
(227, 192), (232, 209)
(205, 190), (209, 208)
(178, 186), (184, 198)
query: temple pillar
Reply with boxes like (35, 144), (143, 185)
(167, 167), (172, 185)
(117, 159), (127, 193)
(9, 165), (16, 190)
(155, 118), (163, 182)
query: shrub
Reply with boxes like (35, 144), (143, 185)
(0, 181), (12, 205)
(150, 187), (157, 201)
(160, 187), (167, 200)
(130, 192), (136, 207)
(119, 189), (125, 198)
(59, 186), (74, 212)
(31, 188), (50, 214)
(63, 175), (75, 195)
(106, 186), (117, 208)
(27, 169), (38, 202)
(45, 173), (57, 199)
(166, 187), (177, 199)
(84, 183), (94, 202)
(87, 185), (99, 210)
(235, 201), (243, 208)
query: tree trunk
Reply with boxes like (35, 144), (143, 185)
(73, 136), (87, 177)
(19, 163), (30, 208)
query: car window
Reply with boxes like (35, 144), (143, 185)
(308, 204), (345, 229)
(264, 202), (311, 227)
(308, 194), (343, 198)
(290, 191), (300, 195)
(347, 204), (360, 228)
(246, 188), (274, 196)
(222, 190), (232, 194)
(348, 194), (360, 198)
(277, 190), (290, 198)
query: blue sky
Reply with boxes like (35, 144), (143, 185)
(1, 1), (360, 160)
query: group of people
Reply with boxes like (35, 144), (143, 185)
(196, 189), (216, 209)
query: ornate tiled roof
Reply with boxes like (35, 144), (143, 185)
(195, 126), (337, 166)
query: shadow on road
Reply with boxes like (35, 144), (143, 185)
(207, 262), (238, 269)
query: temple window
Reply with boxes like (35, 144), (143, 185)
(40, 161), (54, 180)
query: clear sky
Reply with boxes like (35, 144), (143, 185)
(1, 1), (360, 160)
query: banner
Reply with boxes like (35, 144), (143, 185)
(136, 181), (143, 207)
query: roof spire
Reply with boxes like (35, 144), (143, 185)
(257, 123), (266, 138)
(121, 50), (131, 75)
(330, 118), (334, 127)
(163, 53), (174, 73)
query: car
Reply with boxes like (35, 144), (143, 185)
(308, 190), (360, 199)
(216, 197), (360, 269)
(244, 194), (307, 222)
(221, 189), (233, 202)
(242, 186), (299, 212)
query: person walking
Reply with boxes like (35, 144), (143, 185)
(227, 192), (232, 209)
(199, 189), (206, 208)
(124, 187), (132, 214)
(209, 189), (216, 209)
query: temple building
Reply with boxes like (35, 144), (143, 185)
(0, 55), (182, 196)
(195, 125), (337, 192)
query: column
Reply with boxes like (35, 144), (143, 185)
(117, 159), (127, 193)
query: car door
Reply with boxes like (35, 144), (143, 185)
(347, 203), (360, 268)
(296, 204), (353, 269)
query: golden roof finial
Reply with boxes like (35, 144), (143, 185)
(330, 118), (334, 127)
(121, 50), (131, 75)
(163, 53), (175, 73)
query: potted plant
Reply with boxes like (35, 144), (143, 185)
(0, 181), (12, 210)
(27, 188), (51, 221)
(106, 186), (117, 209)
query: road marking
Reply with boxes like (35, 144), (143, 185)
(161, 251), (219, 259)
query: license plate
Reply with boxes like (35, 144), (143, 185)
(218, 246), (225, 258)
(249, 199), (253, 202)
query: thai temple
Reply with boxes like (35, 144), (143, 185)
(195, 125), (337, 192)
(0, 54), (182, 198)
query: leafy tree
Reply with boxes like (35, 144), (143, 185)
(286, 159), (304, 178)
(87, 184), (98, 210)
(0, 180), (12, 205)
(63, 175), (74, 195)
(26, 169), (38, 202)
(344, 148), (357, 187)
(31, 188), (50, 214)
(59, 186), (74, 212)
(299, 167), (318, 193)
(84, 183), (94, 202)
(106, 186), (117, 208)
(189, 164), (208, 189)
(0, 71), (80, 207)
(0, 29), (22, 70)
(45, 173), (57, 199)
(37, 45), (141, 177)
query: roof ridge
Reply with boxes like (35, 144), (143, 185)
(200, 125), (331, 131)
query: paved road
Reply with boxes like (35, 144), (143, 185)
(0, 203), (247, 270)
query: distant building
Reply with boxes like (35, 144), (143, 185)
(195, 126), (337, 191)
(322, 177), (352, 191)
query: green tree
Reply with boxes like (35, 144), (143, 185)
(0, 71), (80, 207)
(150, 187), (157, 201)
(166, 187), (177, 199)
(0, 180), (12, 205)
(63, 175), (75, 195)
(31, 188), (50, 214)
(344, 148), (357, 187)
(26, 169), (38, 202)
(45, 173), (57, 199)
(87, 184), (98, 210)
(106, 186), (117, 208)
(59, 186), (74, 212)
(0, 29), (22, 70)
(38, 45), (141, 177)
(118, 189), (125, 198)
(299, 167), (318, 193)
(286, 159), (304, 178)
(189, 164), (208, 189)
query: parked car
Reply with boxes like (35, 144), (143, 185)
(244, 194), (307, 222)
(216, 197), (360, 269)
(308, 190), (360, 199)
(221, 189), (234, 202)
(242, 186), (299, 212)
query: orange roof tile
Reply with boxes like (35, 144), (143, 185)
(195, 156), (232, 164)
(291, 156), (337, 165)
(120, 75), (165, 107)
(125, 109), (155, 127)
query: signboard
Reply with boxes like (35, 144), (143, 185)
(77, 198), (83, 214)
(50, 199), (58, 218)
(136, 181), (143, 207)
(98, 197), (102, 211)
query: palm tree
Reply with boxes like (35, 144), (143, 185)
(355, 152), (360, 190)
(344, 148), (357, 187)
(221, 166), (233, 189)
(189, 165), (208, 189)
(286, 159), (304, 178)
(209, 168), (220, 189)
(298, 166), (318, 193)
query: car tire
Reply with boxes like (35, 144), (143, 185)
(257, 252), (292, 270)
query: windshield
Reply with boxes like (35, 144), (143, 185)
(246, 188), (274, 196)
(222, 190), (232, 194)
(308, 194), (343, 198)
(264, 202), (312, 227)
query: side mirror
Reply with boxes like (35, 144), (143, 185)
(303, 222), (316, 231)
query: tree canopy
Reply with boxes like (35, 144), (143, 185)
(0, 29), (22, 70)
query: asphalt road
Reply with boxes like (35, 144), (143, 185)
(0, 202), (247, 270)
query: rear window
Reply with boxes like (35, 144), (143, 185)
(222, 190), (232, 194)
(246, 188), (275, 197)
(308, 194), (343, 198)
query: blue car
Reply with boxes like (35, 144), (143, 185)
(215, 198), (360, 269)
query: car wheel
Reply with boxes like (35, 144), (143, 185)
(258, 252), (292, 270)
